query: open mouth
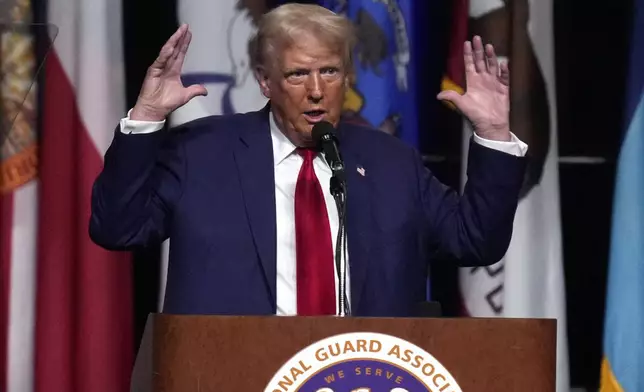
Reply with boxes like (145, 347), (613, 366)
(303, 110), (326, 122)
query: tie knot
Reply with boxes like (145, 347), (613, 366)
(297, 148), (316, 162)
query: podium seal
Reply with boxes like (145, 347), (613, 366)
(265, 332), (462, 392)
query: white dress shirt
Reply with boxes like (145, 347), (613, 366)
(119, 109), (528, 315)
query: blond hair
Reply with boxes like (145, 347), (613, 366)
(249, 3), (356, 76)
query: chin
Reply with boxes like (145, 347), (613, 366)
(296, 124), (314, 136)
(284, 126), (313, 147)
(299, 130), (314, 141)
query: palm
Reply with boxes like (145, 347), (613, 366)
(133, 25), (207, 120)
(438, 36), (510, 140)
(462, 60), (509, 131)
(142, 71), (190, 114)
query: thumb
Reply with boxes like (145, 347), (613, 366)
(437, 90), (464, 111)
(185, 84), (208, 100)
(436, 89), (463, 104)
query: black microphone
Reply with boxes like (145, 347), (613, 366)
(312, 121), (345, 188)
(312, 120), (350, 316)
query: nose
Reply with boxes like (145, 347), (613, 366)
(306, 73), (323, 102)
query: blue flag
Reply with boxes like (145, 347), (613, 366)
(315, 0), (426, 299)
(600, 0), (644, 390)
(319, 0), (419, 147)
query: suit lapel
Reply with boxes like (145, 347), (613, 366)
(339, 124), (374, 313)
(231, 112), (374, 313)
(233, 107), (277, 309)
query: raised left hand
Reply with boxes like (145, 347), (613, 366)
(437, 36), (510, 141)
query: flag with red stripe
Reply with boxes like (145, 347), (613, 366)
(0, 0), (133, 390)
(33, 0), (134, 390)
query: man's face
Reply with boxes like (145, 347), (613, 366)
(257, 34), (348, 146)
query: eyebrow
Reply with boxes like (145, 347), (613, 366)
(283, 64), (342, 74)
(284, 67), (309, 74)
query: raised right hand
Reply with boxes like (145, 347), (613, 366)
(130, 24), (208, 121)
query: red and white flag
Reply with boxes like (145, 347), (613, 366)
(1, 0), (133, 390)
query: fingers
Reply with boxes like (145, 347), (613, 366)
(472, 36), (487, 73)
(486, 44), (499, 77)
(499, 61), (510, 86)
(464, 36), (510, 86)
(170, 29), (193, 74)
(463, 40), (475, 73)
(151, 24), (189, 71)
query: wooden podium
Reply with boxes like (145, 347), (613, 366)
(131, 314), (556, 391)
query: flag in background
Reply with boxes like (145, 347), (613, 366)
(600, 0), (644, 390)
(440, 0), (467, 100)
(34, 0), (134, 390)
(1, 0), (133, 390)
(170, 0), (269, 126)
(319, 0), (419, 146)
(1, 0), (39, 390)
(449, 1), (570, 391)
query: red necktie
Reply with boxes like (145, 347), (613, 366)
(294, 148), (336, 315)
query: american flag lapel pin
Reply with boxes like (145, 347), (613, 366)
(357, 165), (366, 176)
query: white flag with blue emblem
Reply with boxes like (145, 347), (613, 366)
(170, 0), (269, 127)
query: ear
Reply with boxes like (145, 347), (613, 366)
(254, 66), (271, 99)
(344, 70), (355, 87)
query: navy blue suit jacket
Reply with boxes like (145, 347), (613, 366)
(90, 105), (526, 317)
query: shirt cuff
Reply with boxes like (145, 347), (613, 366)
(119, 108), (166, 134)
(472, 132), (528, 157)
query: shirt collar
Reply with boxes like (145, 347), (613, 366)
(269, 109), (330, 170)
(269, 110), (295, 166)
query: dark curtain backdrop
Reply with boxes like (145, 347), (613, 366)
(121, 0), (634, 389)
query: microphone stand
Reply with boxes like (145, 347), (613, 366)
(313, 122), (350, 317)
(330, 173), (350, 317)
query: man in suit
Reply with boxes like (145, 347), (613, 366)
(90, 4), (527, 317)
